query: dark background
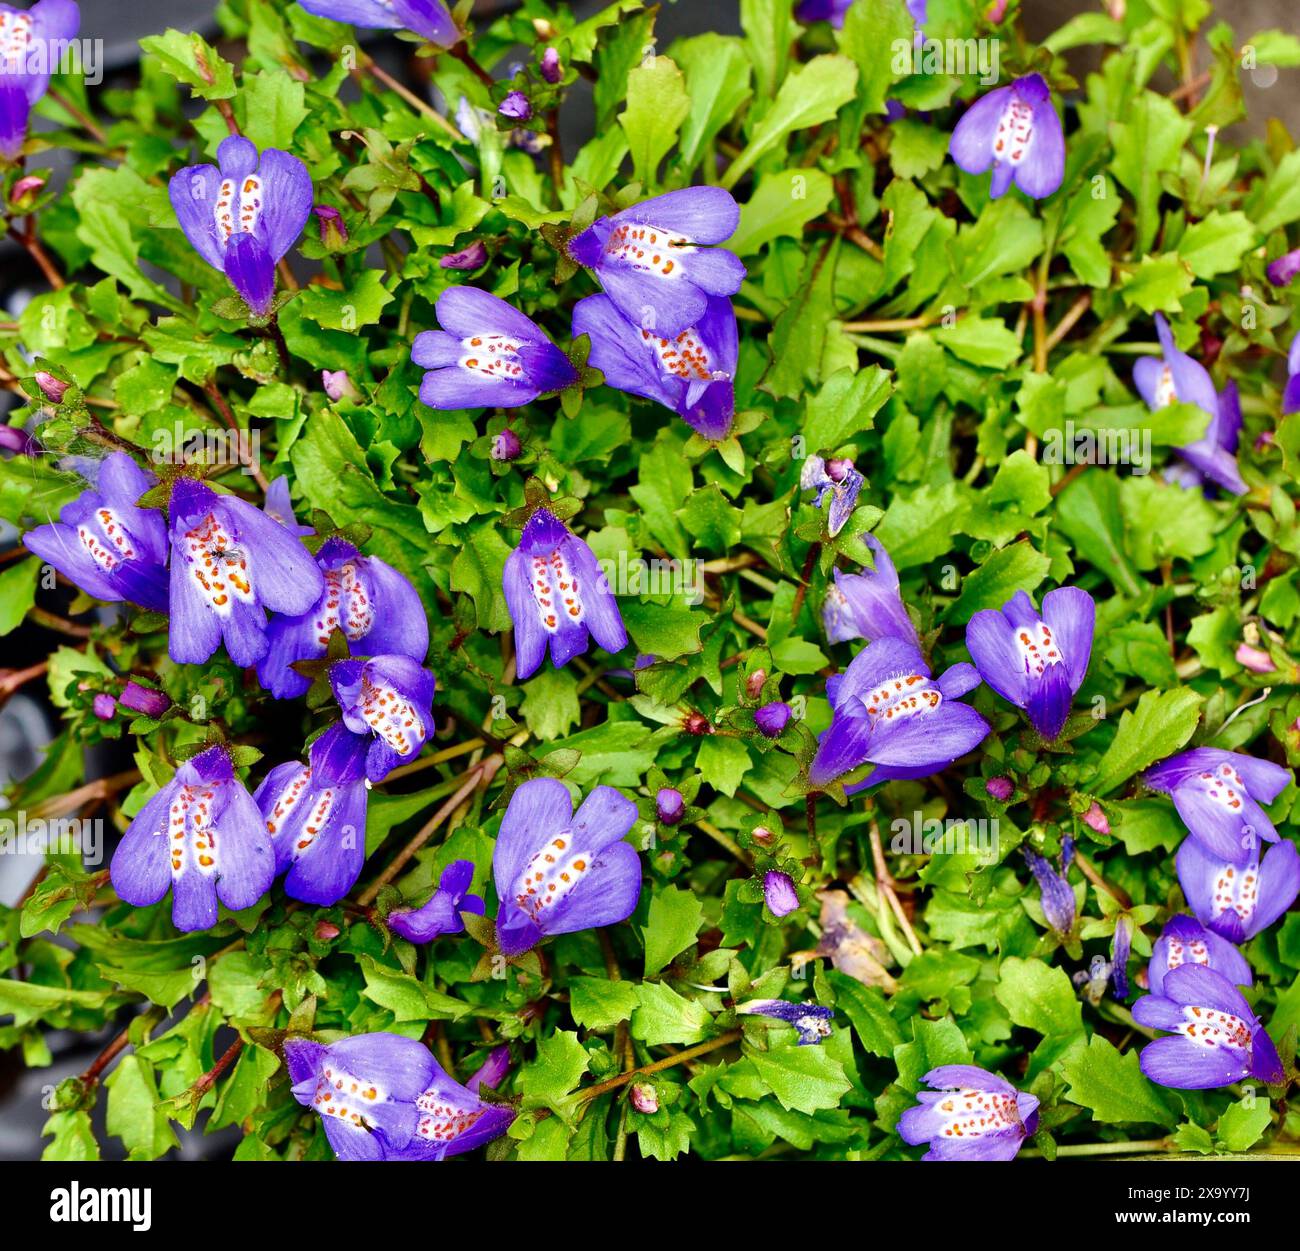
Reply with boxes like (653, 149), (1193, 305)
(1, 0), (1296, 1160)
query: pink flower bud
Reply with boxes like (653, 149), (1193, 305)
(34, 371), (69, 404)
(630, 1083), (658, 1114)
(746, 668), (767, 699)
(1236, 643), (1275, 674)
(92, 693), (117, 720)
(491, 428), (522, 461)
(750, 825), (774, 846)
(440, 240), (488, 270)
(314, 921), (341, 941)
(11, 174), (45, 209)
(683, 711), (713, 736)
(322, 370), (358, 402)
(1081, 801), (1110, 836)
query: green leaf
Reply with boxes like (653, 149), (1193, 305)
(0, 558), (40, 635)
(239, 70), (309, 150)
(518, 1030), (591, 1111)
(643, 884), (706, 976)
(631, 981), (713, 1045)
(620, 56), (691, 187)
(803, 365), (892, 450)
(934, 317), (1021, 369)
(1091, 688), (1203, 796)
(1110, 92), (1193, 254)
(569, 977), (640, 1031)
(139, 29), (237, 100)
(296, 270), (394, 331)
(1176, 211), (1257, 279)
(105, 1055), (180, 1160)
(731, 169), (836, 256)
(1060, 1035), (1179, 1127)
(747, 1044), (852, 1114)
(722, 55), (859, 190)
(946, 541), (1051, 625)
(995, 957), (1084, 1041)
(828, 971), (902, 1058)
(1216, 1095), (1273, 1152)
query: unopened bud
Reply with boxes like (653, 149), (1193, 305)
(630, 1083), (658, 1114)
(986, 776), (1014, 801)
(314, 921), (341, 941)
(34, 371), (69, 404)
(491, 428), (522, 461)
(92, 693), (116, 720)
(682, 711), (712, 736)
(1081, 801), (1110, 836)
(540, 47), (562, 84)
(656, 787), (684, 826)
(499, 91), (532, 122)
(440, 240), (488, 270)
(313, 204), (349, 250)
(745, 668), (767, 700)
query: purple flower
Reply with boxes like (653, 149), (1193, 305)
(254, 724), (371, 905)
(467, 1045), (510, 1093)
(262, 476), (314, 537)
(412, 287), (578, 410)
(296, 0), (457, 46)
(1176, 836), (1300, 944)
(502, 508), (627, 680)
(755, 701), (792, 739)
(0, 0), (79, 161)
(92, 692), (116, 720)
(567, 187), (745, 339)
(166, 477), (325, 668)
(1134, 966), (1284, 1090)
(1109, 914), (1133, 999)
(491, 428), (522, 461)
(284, 1032), (439, 1162)
(1023, 836), (1076, 935)
(656, 787), (684, 825)
(898, 1066), (1040, 1161)
(388, 859), (485, 944)
(256, 536), (429, 700)
(440, 240), (488, 270)
(1148, 914), (1253, 998)
(764, 870), (800, 917)
(387, 1057), (516, 1160)
(498, 90), (531, 121)
(801, 455), (864, 539)
(795, 0), (853, 24)
(738, 999), (833, 1045)
(540, 47), (562, 84)
(119, 680), (170, 718)
(0, 421), (35, 455)
(949, 73), (1064, 201)
(1134, 314), (1246, 495)
(110, 744), (276, 932)
(1267, 248), (1300, 287)
(966, 587), (1095, 741)
(23, 453), (169, 613)
(573, 292), (737, 441)
(330, 655), (436, 782)
(823, 535), (918, 647)
(1285, 332), (1300, 416)
(492, 777), (641, 956)
(808, 637), (988, 791)
(169, 136), (313, 318)
(985, 776), (1013, 801)
(1144, 747), (1291, 864)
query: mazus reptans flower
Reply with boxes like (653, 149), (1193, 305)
(169, 136), (312, 318)
(296, 0), (457, 45)
(502, 507), (627, 680)
(822, 535), (918, 648)
(966, 587), (1095, 740)
(948, 73), (1064, 200)
(167, 477), (325, 668)
(492, 777), (641, 956)
(1176, 835), (1300, 944)
(110, 744), (275, 932)
(330, 654), (436, 782)
(388, 859), (485, 944)
(898, 1066), (1039, 1161)
(1148, 914), (1253, 996)
(23, 452), (169, 612)
(0, 0), (79, 162)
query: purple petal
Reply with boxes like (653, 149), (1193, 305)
(1140, 1035), (1248, 1090)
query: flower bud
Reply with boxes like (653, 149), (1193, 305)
(499, 90), (532, 121)
(755, 700), (792, 739)
(322, 370), (359, 403)
(540, 47), (562, 84)
(1268, 248), (1300, 288)
(1081, 801), (1110, 836)
(630, 1083), (658, 1114)
(34, 371), (69, 404)
(750, 825), (774, 846)
(312, 204), (349, 250)
(491, 428), (522, 461)
(314, 921), (341, 941)
(1235, 643), (1275, 674)
(682, 711), (712, 736)
(745, 667), (767, 699)
(440, 240), (488, 270)
(764, 870), (800, 918)
(10, 174), (44, 211)
(985, 776), (1014, 801)
(656, 787), (684, 826)
(119, 681), (171, 718)
(92, 693), (116, 721)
